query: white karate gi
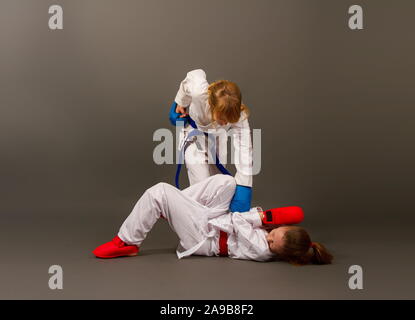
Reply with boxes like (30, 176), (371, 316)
(118, 174), (275, 262)
(174, 69), (253, 187)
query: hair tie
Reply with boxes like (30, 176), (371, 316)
(310, 242), (316, 249)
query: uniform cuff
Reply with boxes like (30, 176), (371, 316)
(235, 172), (253, 187)
(240, 207), (263, 227)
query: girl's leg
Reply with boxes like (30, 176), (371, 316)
(118, 182), (216, 252)
(184, 141), (212, 185)
(184, 137), (227, 186)
(181, 174), (236, 212)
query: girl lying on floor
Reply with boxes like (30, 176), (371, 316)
(93, 174), (333, 265)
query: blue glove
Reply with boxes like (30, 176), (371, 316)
(229, 185), (252, 212)
(169, 101), (188, 127)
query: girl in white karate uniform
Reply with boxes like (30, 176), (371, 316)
(169, 69), (254, 213)
(93, 175), (333, 265)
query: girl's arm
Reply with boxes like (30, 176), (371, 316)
(228, 118), (254, 212)
(174, 69), (209, 111)
(230, 209), (273, 261)
(230, 118), (253, 188)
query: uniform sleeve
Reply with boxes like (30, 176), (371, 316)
(233, 211), (263, 228)
(174, 69), (209, 108)
(230, 117), (253, 187)
(230, 211), (272, 261)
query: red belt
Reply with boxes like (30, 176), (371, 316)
(219, 231), (228, 257)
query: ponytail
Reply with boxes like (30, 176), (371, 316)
(276, 226), (334, 266)
(309, 242), (333, 265)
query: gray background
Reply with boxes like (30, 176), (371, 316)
(0, 0), (414, 299)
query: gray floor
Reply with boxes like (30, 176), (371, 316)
(0, 210), (414, 300)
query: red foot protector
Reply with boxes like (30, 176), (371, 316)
(93, 236), (139, 259)
(261, 206), (304, 225)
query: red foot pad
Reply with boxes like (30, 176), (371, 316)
(93, 236), (139, 259)
(262, 206), (304, 225)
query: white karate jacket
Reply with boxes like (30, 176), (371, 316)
(174, 69), (253, 187)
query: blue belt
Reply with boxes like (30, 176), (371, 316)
(175, 118), (232, 189)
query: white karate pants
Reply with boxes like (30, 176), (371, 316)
(184, 141), (222, 185)
(118, 174), (236, 254)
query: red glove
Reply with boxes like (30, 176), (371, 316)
(261, 206), (304, 225)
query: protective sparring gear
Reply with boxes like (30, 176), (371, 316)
(92, 236), (139, 259)
(169, 101), (189, 126)
(229, 185), (252, 213)
(261, 206), (304, 226)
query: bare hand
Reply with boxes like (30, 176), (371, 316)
(176, 105), (188, 118)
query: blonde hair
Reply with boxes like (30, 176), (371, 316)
(274, 226), (334, 266)
(207, 80), (250, 124)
